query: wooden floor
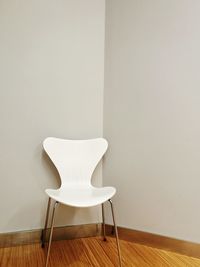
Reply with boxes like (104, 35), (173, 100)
(0, 237), (200, 267)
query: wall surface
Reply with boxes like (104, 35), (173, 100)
(0, 0), (105, 233)
(104, 0), (200, 243)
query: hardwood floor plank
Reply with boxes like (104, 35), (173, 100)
(1, 237), (200, 266)
(49, 239), (94, 267)
(82, 237), (115, 267)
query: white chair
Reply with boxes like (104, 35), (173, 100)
(41, 137), (122, 267)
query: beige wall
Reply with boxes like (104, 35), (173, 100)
(0, 0), (105, 233)
(104, 0), (200, 243)
(2, 0), (200, 243)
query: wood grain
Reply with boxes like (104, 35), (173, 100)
(106, 224), (200, 259)
(0, 224), (101, 248)
(1, 237), (200, 267)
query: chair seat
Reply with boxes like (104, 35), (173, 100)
(45, 185), (116, 207)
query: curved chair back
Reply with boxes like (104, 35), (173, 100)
(43, 137), (108, 186)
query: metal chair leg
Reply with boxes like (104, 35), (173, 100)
(41, 197), (51, 248)
(101, 203), (106, 241)
(109, 199), (122, 267)
(45, 201), (59, 267)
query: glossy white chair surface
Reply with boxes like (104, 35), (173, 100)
(42, 137), (122, 267)
(43, 137), (116, 207)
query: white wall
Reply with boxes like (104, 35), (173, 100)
(2, 0), (200, 243)
(104, 0), (200, 243)
(0, 0), (105, 233)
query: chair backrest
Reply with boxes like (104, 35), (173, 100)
(43, 137), (108, 186)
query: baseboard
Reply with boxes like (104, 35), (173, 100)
(0, 223), (101, 248)
(106, 224), (200, 259)
(2, 223), (200, 259)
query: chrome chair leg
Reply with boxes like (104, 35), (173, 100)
(45, 201), (59, 267)
(109, 199), (122, 267)
(101, 203), (106, 241)
(41, 197), (51, 248)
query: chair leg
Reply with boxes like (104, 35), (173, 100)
(41, 197), (51, 248)
(45, 201), (59, 267)
(108, 199), (122, 267)
(101, 203), (106, 241)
